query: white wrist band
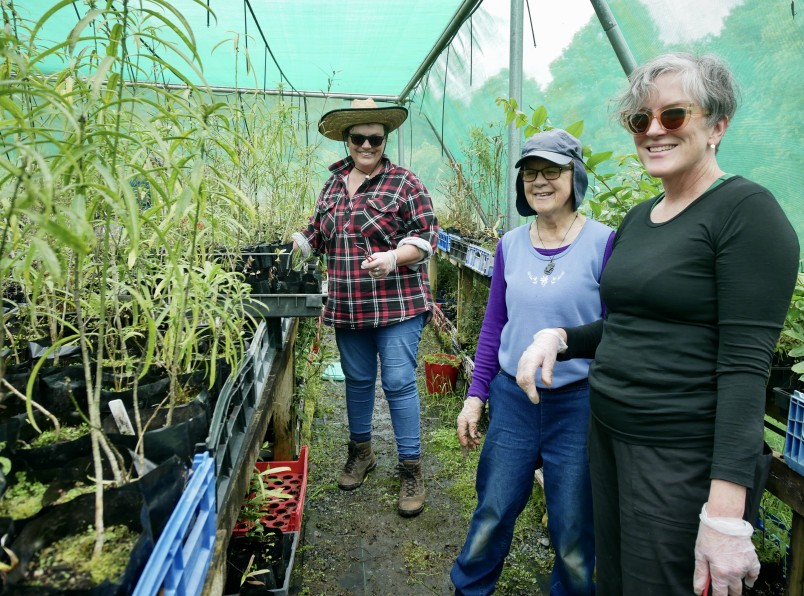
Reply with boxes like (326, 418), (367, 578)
(534, 329), (568, 353)
(389, 250), (398, 271)
(699, 503), (754, 536)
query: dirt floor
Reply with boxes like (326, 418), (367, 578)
(289, 323), (553, 595)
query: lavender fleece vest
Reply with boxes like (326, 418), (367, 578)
(498, 219), (611, 388)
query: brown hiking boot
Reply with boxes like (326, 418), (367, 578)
(397, 458), (426, 517)
(338, 440), (376, 490)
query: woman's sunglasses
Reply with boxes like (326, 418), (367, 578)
(348, 133), (386, 147)
(621, 103), (709, 135)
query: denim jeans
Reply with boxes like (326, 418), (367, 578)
(334, 313), (426, 461)
(451, 372), (595, 595)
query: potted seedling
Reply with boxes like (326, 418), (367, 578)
(423, 352), (462, 395)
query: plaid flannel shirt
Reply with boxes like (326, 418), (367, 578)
(298, 155), (438, 329)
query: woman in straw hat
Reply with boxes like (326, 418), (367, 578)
(292, 98), (438, 517)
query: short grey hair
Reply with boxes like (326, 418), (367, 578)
(614, 52), (740, 127)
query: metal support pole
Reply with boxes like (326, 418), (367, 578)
(397, 122), (407, 167)
(506, 0), (524, 232)
(590, 0), (637, 76)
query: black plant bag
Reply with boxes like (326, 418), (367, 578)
(0, 488), (153, 594)
(0, 456), (187, 594)
(223, 530), (297, 595)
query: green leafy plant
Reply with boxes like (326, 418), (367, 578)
(777, 271), (804, 381)
(438, 123), (506, 240)
(422, 352), (461, 367)
(238, 465), (293, 537)
(0, 0), (262, 563)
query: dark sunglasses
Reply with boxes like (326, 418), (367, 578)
(348, 133), (386, 147)
(622, 103), (709, 135)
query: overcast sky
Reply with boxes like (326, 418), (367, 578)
(475, 0), (746, 88)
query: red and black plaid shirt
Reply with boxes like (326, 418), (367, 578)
(298, 155), (438, 329)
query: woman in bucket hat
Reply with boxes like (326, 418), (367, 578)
(292, 98), (437, 517)
(451, 128), (614, 594)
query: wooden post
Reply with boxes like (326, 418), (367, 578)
(429, 253), (439, 299)
(457, 266), (473, 341)
(272, 318), (299, 461)
(790, 512), (804, 595)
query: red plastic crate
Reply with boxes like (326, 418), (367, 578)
(233, 445), (308, 535)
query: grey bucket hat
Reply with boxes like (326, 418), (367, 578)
(515, 129), (588, 216)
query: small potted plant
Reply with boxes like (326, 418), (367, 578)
(422, 352), (462, 395)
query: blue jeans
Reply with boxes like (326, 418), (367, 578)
(334, 313), (426, 461)
(451, 372), (595, 595)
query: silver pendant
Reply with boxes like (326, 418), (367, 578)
(544, 262), (555, 275)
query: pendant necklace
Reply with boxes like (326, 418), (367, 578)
(534, 213), (578, 275)
(352, 163), (376, 179)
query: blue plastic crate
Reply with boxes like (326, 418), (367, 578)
(755, 505), (792, 575)
(465, 245), (493, 277)
(437, 231), (451, 252)
(134, 451), (217, 596)
(783, 390), (804, 475)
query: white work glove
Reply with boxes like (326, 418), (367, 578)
(291, 232), (311, 258)
(361, 249), (397, 279)
(457, 396), (485, 449)
(693, 503), (760, 595)
(515, 329), (567, 404)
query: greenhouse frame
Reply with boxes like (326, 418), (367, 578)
(1, 0), (803, 594)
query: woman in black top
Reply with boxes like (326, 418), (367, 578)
(516, 52), (799, 595)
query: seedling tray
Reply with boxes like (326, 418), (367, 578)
(245, 294), (326, 318)
(233, 445), (309, 535)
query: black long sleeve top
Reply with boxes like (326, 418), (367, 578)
(563, 176), (799, 487)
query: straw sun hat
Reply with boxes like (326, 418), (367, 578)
(318, 98), (408, 141)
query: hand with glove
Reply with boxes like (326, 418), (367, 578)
(457, 396), (485, 449)
(361, 249), (397, 279)
(693, 503), (760, 595)
(515, 329), (567, 404)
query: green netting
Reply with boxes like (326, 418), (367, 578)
(23, 0), (466, 96)
(11, 0), (804, 249)
(411, 0), (804, 245)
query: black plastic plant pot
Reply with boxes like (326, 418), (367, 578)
(250, 279), (273, 295)
(0, 486), (154, 594)
(6, 393), (208, 473)
(301, 272), (321, 294)
(249, 244), (274, 270)
(223, 530), (297, 595)
(0, 452), (186, 540)
(36, 364), (89, 417)
(102, 393), (210, 466)
(278, 271), (302, 294)
(0, 357), (33, 399)
(26, 338), (82, 363)
(98, 375), (172, 414)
